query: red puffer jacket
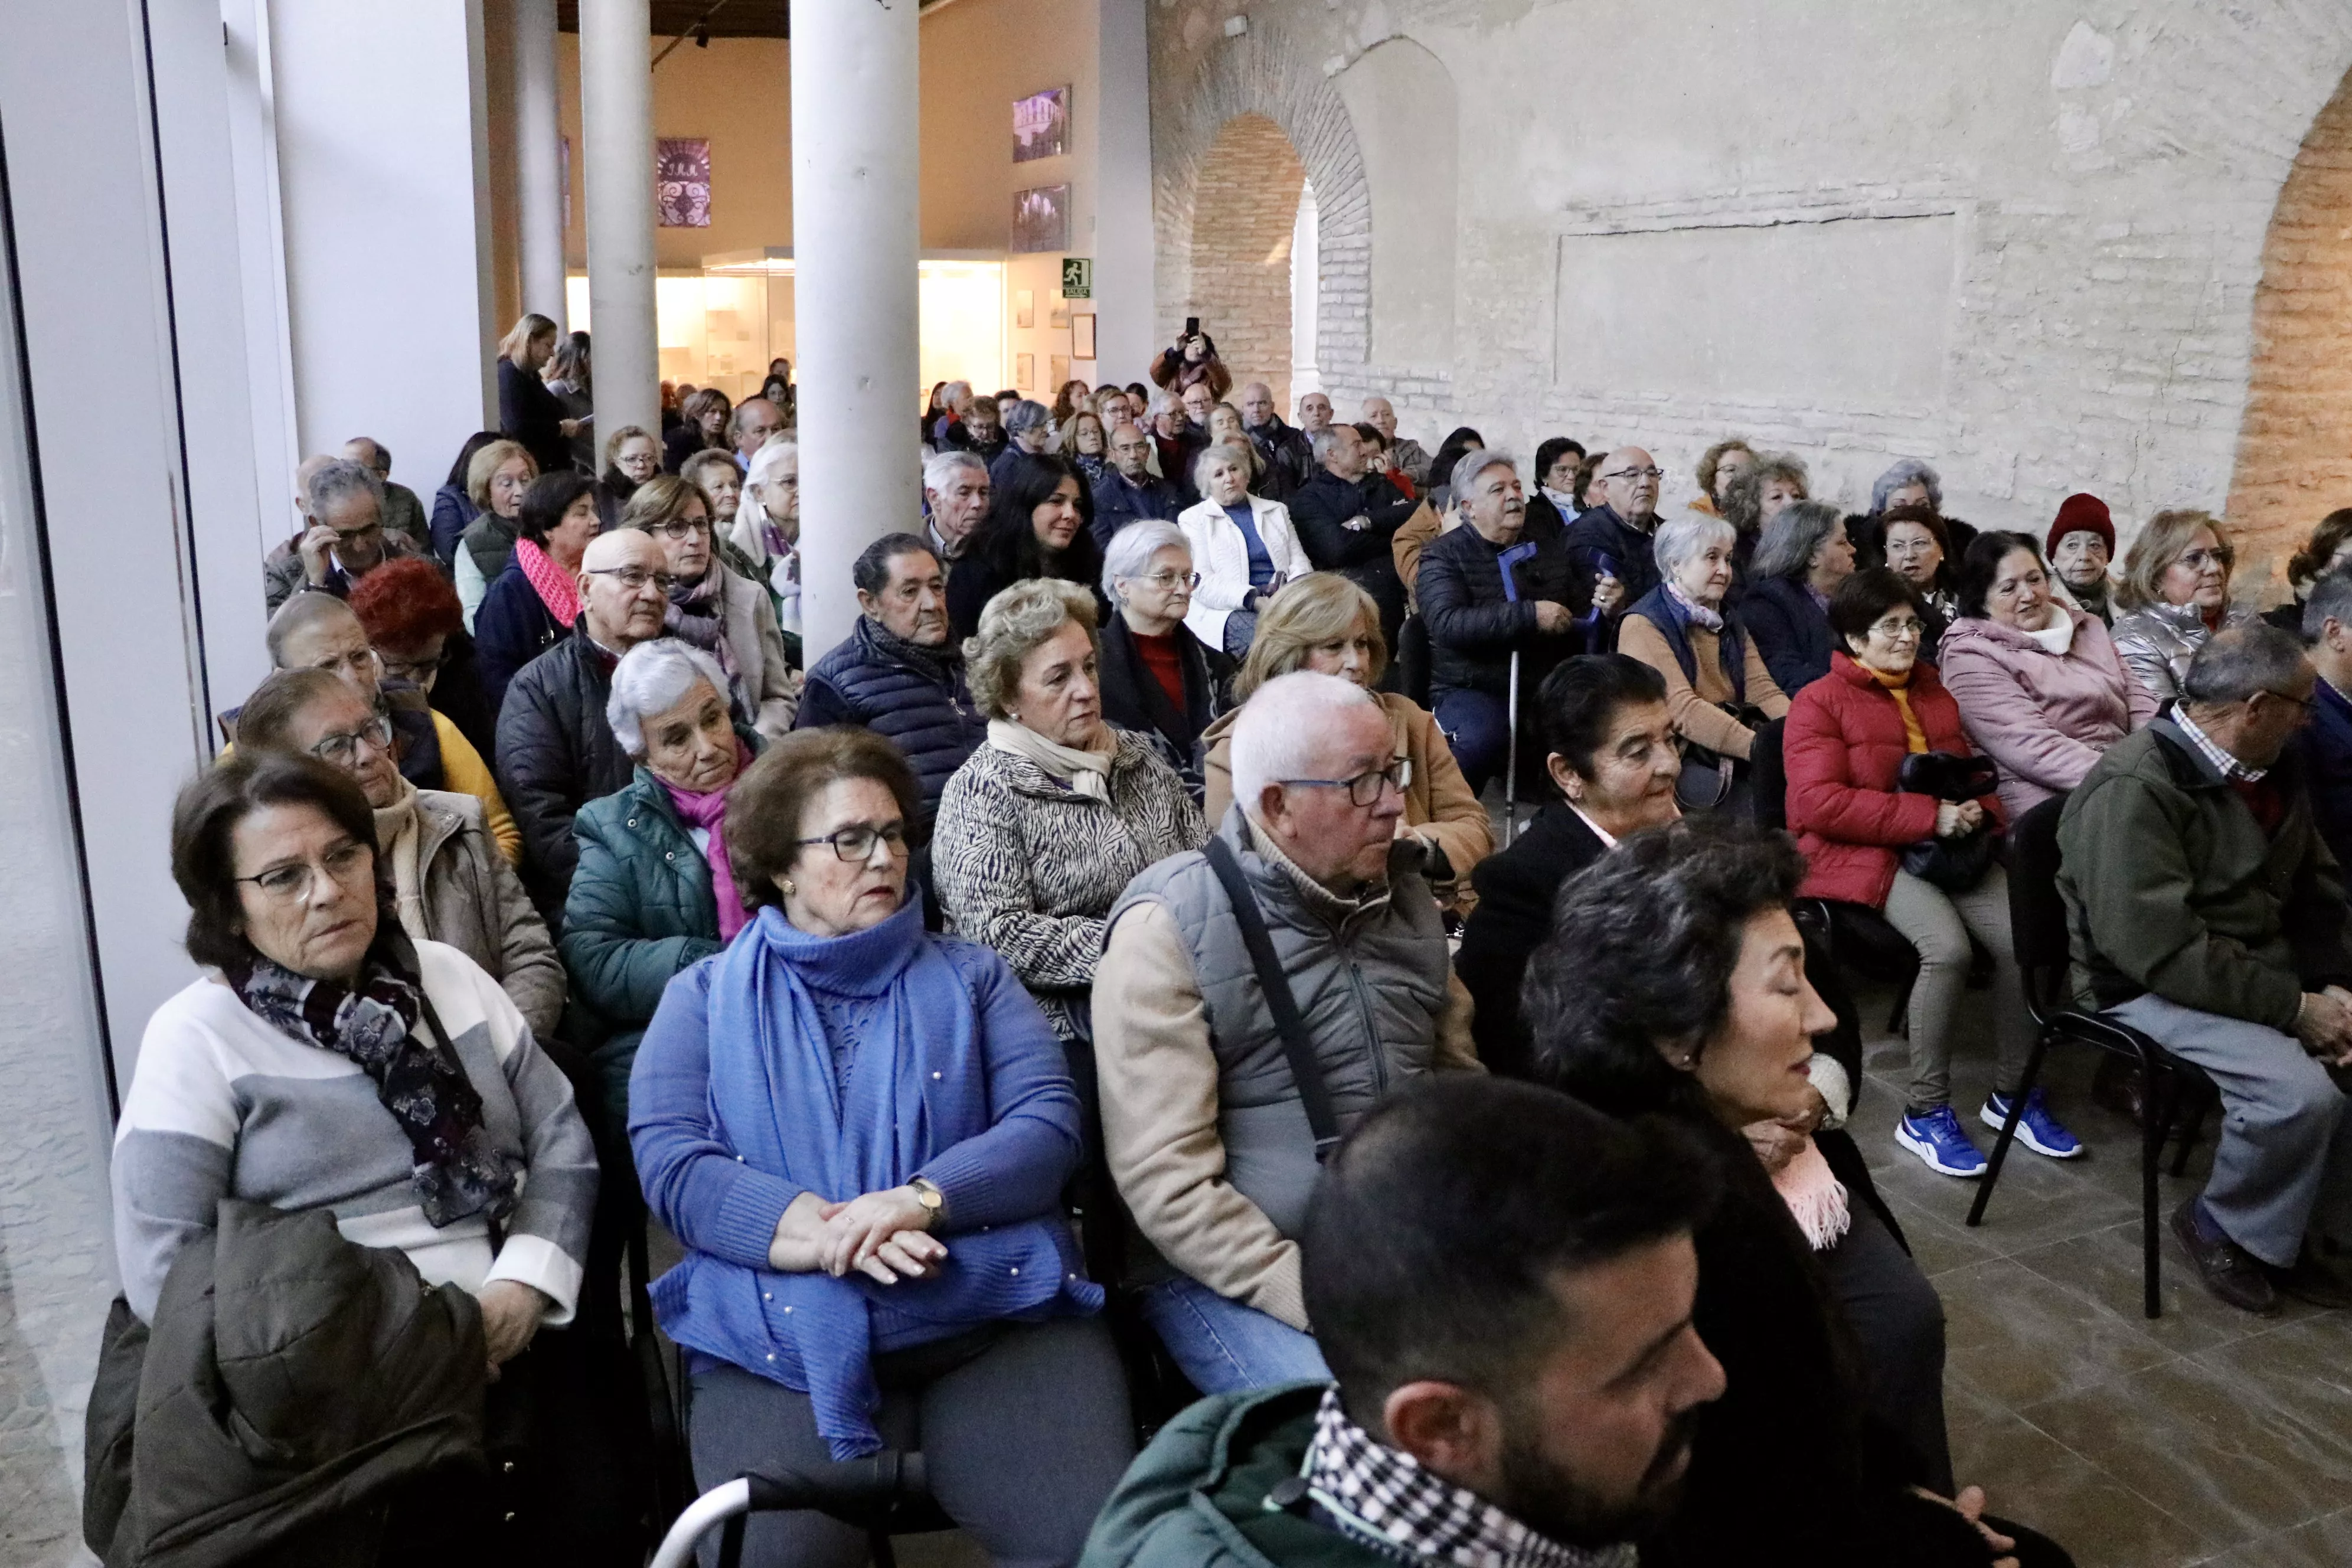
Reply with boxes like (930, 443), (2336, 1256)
(1784, 652), (2005, 909)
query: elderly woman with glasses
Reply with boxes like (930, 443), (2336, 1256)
(109, 749), (609, 1556)
(630, 727), (1133, 1568)
(623, 475), (799, 739)
(932, 580), (1205, 1049)
(1785, 569), (2077, 1181)
(1619, 513), (1790, 810)
(1201, 571), (1492, 904)
(1095, 520), (1230, 799)
(454, 438), (538, 631)
(2111, 508), (2258, 707)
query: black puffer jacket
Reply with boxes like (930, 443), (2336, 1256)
(795, 616), (988, 834)
(1416, 521), (1582, 700)
(1560, 502), (1663, 643)
(495, 624), (634, 923)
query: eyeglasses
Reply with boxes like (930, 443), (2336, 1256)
(645, 518), (710, 541)
(2260, 688), (2317, 714)
(308, 646), (380, 682)
(377, 648), (447, 684)
(1280, 758), (1412, 807)
(796, 821), (911, 862)
(1139, 570), (1201, 590)
(1868, 618), (1928, 640)
(2180, 547), (2235, 572)
(587, 566), (685, 593)
(309, 713), (396, 768)
(234, 839), (374, 903)
(1605, 466), (1665, 482)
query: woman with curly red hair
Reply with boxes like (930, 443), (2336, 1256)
(349, 557), (498, 758)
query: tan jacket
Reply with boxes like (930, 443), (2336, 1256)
(1092, 824), (1481, 1331)
(1389, 501), (1446, 596)
(1618, 609), (1790, 762)
(1199, 691), (1494, 898)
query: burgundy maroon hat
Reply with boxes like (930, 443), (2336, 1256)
(2047, 493), (2114, 557)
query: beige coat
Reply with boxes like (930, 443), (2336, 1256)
(716, 567), (801, 740)
(383, 788), (566, 1039)
(1618, 609), (1790, 762)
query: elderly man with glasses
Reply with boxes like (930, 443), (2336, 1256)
(1090, 420), (1184, 544)
(1093, 670), (1482, 1394)
(1562, 445), (1670, 646)
(263, 456), (427, 613)
(494, 528), (679, 924)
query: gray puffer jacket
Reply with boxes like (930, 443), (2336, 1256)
(2110, 600), (2256, 706)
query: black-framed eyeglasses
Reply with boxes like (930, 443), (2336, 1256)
(234, 839), (374, 902)
(796, 821), (911, 862)
(1279, 759), (1412, 807)
(588, 566), (685, 593)
(646, 517), (710, 541)
(2260, 688), (2317, 714)
(309, 713), (395, 768)
(1605, 466), (1665, 482)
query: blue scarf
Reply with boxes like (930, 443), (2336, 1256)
(651, 899), (1097, 1457)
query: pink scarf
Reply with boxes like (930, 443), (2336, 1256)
(515, 538), (581, 627)
(662, 741), (752, 941)
(1772, 1138), (1852, 1251)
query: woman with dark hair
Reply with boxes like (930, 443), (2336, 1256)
(663, 385), (733, 473)
(1526, 435), (1588, 537)
(596, 423), (660, 533)
(544, 333), (594, 475)
(2265, 507), (2352, 632)
(945, 452), (1107, 641)
(630, 726), (1133, 1568)
(432, 430), (503, 564)
(495, 312), (577, 477)
(107, 749), (616, 1560)
(1938, 531), (2153, 821)
(473, 471), (599, 711)
(350, 555), (499, 759)
(1785, 569), (2077, 1180)
(1743, 499), (1857, 696)
(1423, 426), (1485, 513)
(1525, 818), (2070, 1568)
(1881, 503), (1960, 660)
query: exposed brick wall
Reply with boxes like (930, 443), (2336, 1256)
(1188, 115), (1305, 409)
(1148, 1), (2352, 580)
(2226, 70), (2352, 586)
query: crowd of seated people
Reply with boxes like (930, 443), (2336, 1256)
(119, 317), (2352, 1566)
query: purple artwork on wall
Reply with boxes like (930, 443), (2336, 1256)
(656, 138), (711, 228)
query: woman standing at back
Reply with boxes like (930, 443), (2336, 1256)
(495, 313), (577, 478)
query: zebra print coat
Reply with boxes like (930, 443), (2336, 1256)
(932, 729), (1207, 1043)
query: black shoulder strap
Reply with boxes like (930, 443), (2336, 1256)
(1201, 834), (1343, 1160)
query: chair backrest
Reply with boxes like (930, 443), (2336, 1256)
(1396, 614), (1433, 707)
(1749, 716), (1789, 831)
(2005, 793), (2074, 1020)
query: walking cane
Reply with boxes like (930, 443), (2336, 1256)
(1497, 540), (1539, 845)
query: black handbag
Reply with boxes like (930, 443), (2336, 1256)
(1675, 703), (1772, 812)
(1896, 752), (2002, 892)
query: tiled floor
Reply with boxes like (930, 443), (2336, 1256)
(1849, 985), (2352, 1568)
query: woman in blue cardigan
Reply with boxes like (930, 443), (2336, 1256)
(629, 727), (1132, 1568)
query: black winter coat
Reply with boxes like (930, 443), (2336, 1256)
(494, 625), (634, 923)
(1416, 521), (1582, 700)
(796, 616), (988, 833)
(1090, 468), (1184, 547)
(1243, 417), (1314, 502)
(1560, 502), (1663, 642)
(1453, 802), (1609, 1080)
(498, 357), (570, 478)
(1288, 468), (1420, 641)
(1097, 612), (1229, 801)
(1744, 573), (1839, 697)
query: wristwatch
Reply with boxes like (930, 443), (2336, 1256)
(909, 1177), (946, 1226)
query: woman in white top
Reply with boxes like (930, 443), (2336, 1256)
(1174, 442), (1309, 657)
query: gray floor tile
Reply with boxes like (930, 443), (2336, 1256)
(1948, 1412), (2216, 1568)
(1940, 1256), (2178, 1409)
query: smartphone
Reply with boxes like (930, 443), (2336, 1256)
(1184, 316), (1200, 338)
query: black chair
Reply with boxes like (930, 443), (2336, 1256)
(649, 1454), (952, 1568)
(1965, 794), (2216, 1318)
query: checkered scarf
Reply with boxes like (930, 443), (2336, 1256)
(1301, 1389), (1637, 1568)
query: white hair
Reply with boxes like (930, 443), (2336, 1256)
(1652, 513), (1737, 579)
(735, 439), (798, 540)
(924, 448), (986, 493)
(1229, 670), (1379, 810)
(1102, 520), (1190, 602)
(607, 638), (731, 757)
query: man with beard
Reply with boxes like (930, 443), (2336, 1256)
(1080, 1075), (1725, 1568)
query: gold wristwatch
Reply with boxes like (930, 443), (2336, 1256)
(909, 1177), (946, 1226)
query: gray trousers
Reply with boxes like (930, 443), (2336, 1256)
(1880, 867), (2034, 1109)
(687, 1318), (1134, 1568)
(2108, 992), (2352, 1267)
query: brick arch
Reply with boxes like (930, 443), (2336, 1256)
(1150, 8), (1374, 401)
(2225, 66), (2352, 590)
(1187, 116), (1308, 407)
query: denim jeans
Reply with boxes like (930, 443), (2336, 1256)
(1137, 1275), (1330, 1395)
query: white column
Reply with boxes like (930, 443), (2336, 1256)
(514, 0), (567, 329)
(580, 0), (659, 443)
(792, 0), (921, 656)
(1093, 0), (1157, 383)
(1290, 178), (1321, 398)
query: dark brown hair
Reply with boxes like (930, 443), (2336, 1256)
(2288, 508), (2352, 590)
(725, 729), (923, 914)
(171, 751), (377, 970)
(1827, 567), (1925, 643)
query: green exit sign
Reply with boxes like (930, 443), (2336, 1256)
(1061, 257), (1093, 299)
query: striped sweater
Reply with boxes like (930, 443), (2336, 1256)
(113, 940), (597, 1325)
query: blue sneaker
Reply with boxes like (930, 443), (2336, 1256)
(1896, 1105), (1988, 1178)
(1981, 1088), (2085, 1159)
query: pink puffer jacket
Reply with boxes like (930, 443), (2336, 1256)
(1935, 607), (2157, 820)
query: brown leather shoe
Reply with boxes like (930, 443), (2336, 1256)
(2170, 1198), (2279, 1316)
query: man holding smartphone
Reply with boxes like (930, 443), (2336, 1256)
(1150, 316), (1233, 403)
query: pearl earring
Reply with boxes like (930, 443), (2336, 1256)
(778, 877), (796, 896)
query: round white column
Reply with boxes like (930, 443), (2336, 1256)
(790, 0), (921, 657)
(580, 0), (658, 445)
(514, 0), (567, 330)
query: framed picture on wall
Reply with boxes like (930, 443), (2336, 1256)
(1011, 185), (1070, 253)
(1015, 289), (1035, 329)
(1048, 299), (1070, 329)
(1070, 312), (1096, 360)
(1016, 352), (1036, 391)
(1013, 87), (1070, 163)
(1049, 354), (1070, 390)
(655, 138), (711, 228)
